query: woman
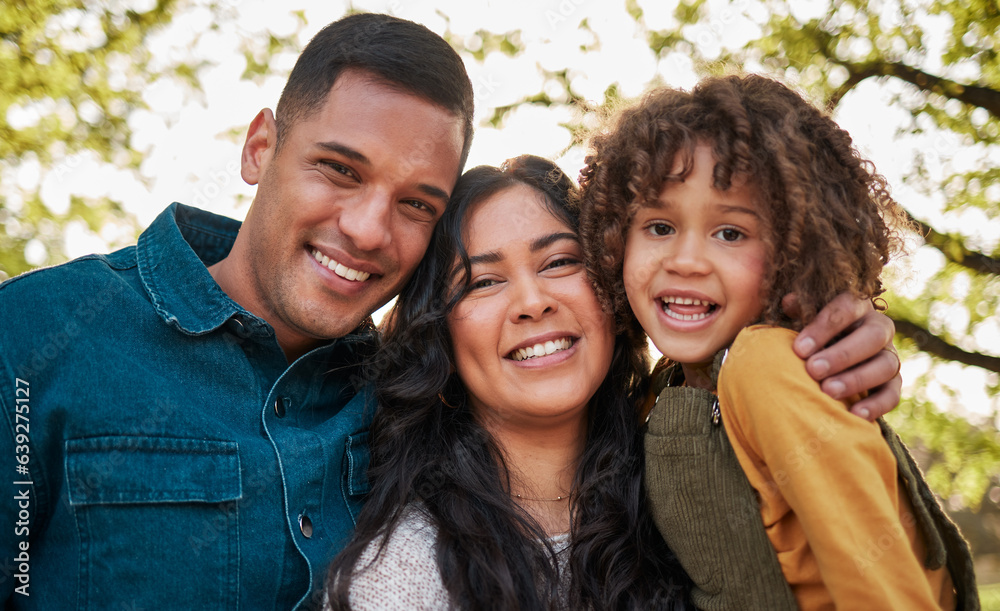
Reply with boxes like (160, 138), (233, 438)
(325, 155), (689, 609)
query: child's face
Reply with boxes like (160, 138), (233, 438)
(623, 144), (768, 368)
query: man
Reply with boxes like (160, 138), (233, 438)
(0, 11), (900, 610)
(0, 14), (470, 610)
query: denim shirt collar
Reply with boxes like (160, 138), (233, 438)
(136, 202), (251, 336)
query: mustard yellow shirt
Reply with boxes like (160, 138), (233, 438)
(717, 325), (955, 610)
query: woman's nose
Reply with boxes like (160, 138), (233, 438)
(509, 277), (558, 321)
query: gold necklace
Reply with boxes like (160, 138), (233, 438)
(513, 493), (569, 502)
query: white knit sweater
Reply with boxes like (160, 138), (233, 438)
(344, 506), (570, 610)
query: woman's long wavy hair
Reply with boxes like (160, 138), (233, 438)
(326, 155), (691, 610)
(580, 74), (910, 332)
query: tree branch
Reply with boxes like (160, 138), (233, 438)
(905, 210), (1000, 276)
(827, 60), (1000, 118)
(891, 316), (1000, 373)
(827, 65), (881, 110)
(886, 62), (1000, 118)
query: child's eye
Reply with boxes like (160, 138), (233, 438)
(714, 228), (744, 242)
(647, 223), (674, 237)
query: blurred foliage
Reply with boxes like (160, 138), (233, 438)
(886, 372), (1000, 507)
(0, 0), (184, 279)
(0, 0), (299, 280)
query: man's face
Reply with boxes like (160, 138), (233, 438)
(240, 69), (465, 350)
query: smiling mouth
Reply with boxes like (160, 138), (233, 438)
(659, 296), (718, 321)
(509, 337), (575, 362)
(311, 248), (372, 282)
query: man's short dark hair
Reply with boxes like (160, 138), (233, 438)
(275, 12), (475, 170)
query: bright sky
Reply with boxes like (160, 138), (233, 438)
(11, 0), (999, 419)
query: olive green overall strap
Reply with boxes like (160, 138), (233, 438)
(644, 358), (797, 611)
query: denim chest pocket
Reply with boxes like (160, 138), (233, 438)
(66, 436), (242, 611)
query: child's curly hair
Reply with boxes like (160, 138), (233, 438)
(579, 73), (910, 333)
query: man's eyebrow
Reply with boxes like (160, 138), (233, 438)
(417, 183), (451, 204)
(316, 141), (450, 204)
(316, 141), (369, 164)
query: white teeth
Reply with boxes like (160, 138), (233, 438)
(311, 249), (371, 282)
(662, 296), (712, 306)
(659, 295), (716, 321)
(663, 309), (712, 322)
(511, 338), (573, 362)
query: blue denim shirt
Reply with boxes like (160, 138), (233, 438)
(0, 203), (374, 610)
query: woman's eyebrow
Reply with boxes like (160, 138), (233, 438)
(466, 232), (578, 267)
(468, 251), (503, 266)
(530, 232), (578, 252)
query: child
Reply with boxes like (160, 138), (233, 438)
(579, 74), (978, 610)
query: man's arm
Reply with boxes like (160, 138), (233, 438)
(789, 293), (901, 421)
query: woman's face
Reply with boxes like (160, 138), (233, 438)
(447, 183), (615, 429)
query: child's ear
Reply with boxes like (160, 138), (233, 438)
(780, 293), (801, 319)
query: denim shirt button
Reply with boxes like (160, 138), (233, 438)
(228, 316), (252, 339)
(274, 397), (287, 418)
(298, 513), (313, 538)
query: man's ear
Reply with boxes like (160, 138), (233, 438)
(241, 108), (277, 186)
